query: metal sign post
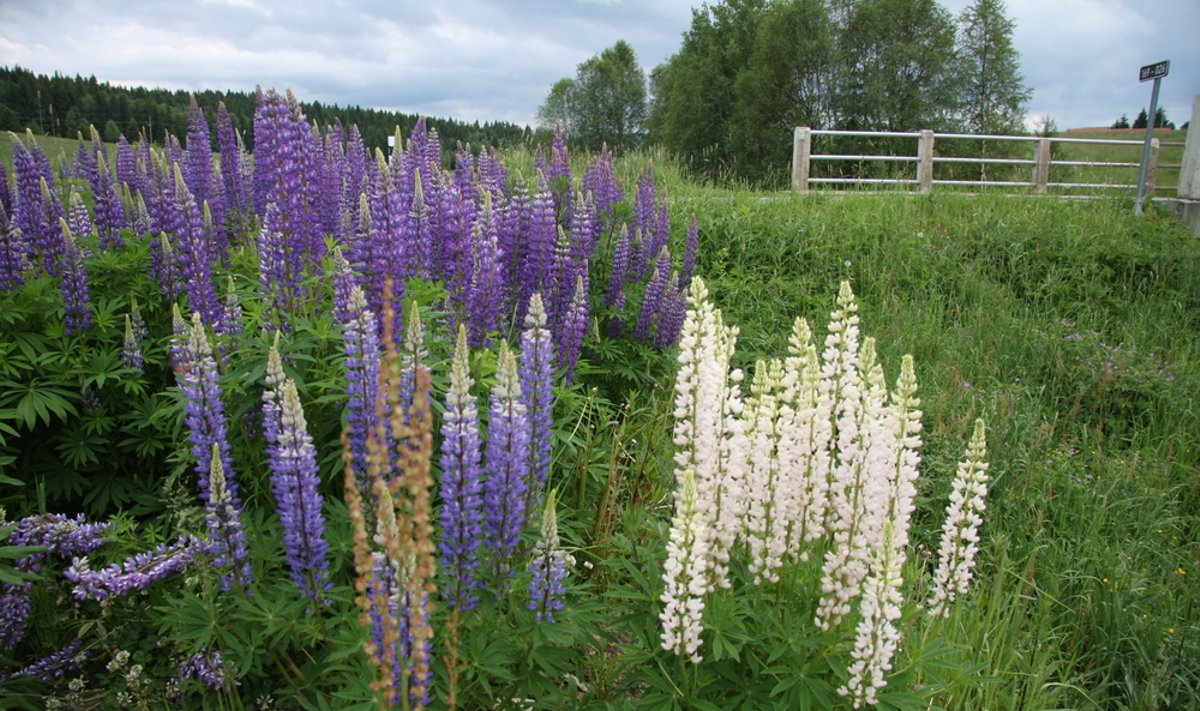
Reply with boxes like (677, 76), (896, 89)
(1135, 60), (1169, 215)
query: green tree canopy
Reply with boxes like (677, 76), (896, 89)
(955, 0), (1030, 134)
(538, 40), (648, 150)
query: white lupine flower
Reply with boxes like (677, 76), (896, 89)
(744, 360), (788, 583)
(886, 355), (922, 553)
(839, 521), (905, 708)
(660, 469), (708, 663)
(928, 419), (989, 618)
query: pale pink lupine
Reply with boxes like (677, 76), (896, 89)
(839, 521), (904, 708)
(927, 419), (989, 618)
(743, 359), (788, 583)
(838, 354), (923, 706)
(661, 277), (747, 662)
(817, 290), (898, 631)
(659, 469), (709, 663)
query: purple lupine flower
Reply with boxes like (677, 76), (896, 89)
(582, 144), (623, 219)
(634, 247), (671, 343)
(499, 175), (530, 311)
(548, 125), (571, 219)
(340, 287), (382, 496)
(0, 583), (33, 649)
(67, 188), (92, 238)
(0, 161), (13, 218)
(122, 314), (144, 372)
(519, 176), (556, 324)
(115, 134), (139, 196)
(185, 97), (225, 250)
(11, 513), (112, 563)
(152, 233), (183, 298)
(454, 140), (474, 197)
(204, 441), (253, 591)
(253, 88), (321, 273)
(217, 276), (243, 339)
(177, 647), (232, 693)
(257, 203), (299, 331)
(2, 638), (87, 682)
(605, 224), (631, 309)
(438, 325), (486, 610)
(217, 102), (249, 237)
(558, 274), (589, 384)
(94, 152), (126, 250)
(9, 137), (52, 275)
(680, 213), (699, 287)
(527, 490), (572, 622)
(173, 165), (220, 325)
(331, 248), (356, 325)
(1, 200), (29, 291)
(59, 219), (93, 336)
(629, 167), (658, 279)
(262, 346), (330, 600)
(519, 293), (554, 502)
(1, 512), (111, 649)
(130, 192), (152, 240)
(653, 274), (688, 349)
(129, 297), (149, 342)
(398, 305), (427, 419)
(483, 341), (531, 564)
(466, 191), (504, 347)
(73, 133), (98, 187)
(175, 311), (237, 506)
(64, 536), (201, 601)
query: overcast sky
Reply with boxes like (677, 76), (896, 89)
(1, 0), (1196, 131)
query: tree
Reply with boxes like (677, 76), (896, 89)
(1133, 108), (1148, 129)
(1112, 114), (1130, 129)
(834, 0), (959, 131)
(1154, 107), (1175, 129)
(955, 0), (1029, 134)
(730, 0), (835, 179)
(648, 0), (767, 176)
(539, 40), (647, 150)
(536, 78), (576, 134)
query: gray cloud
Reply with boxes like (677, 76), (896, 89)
(1, 0), (1195, 130)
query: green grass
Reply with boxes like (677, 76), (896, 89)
(639, 160), (1200, 708)
(2, 142), (1197, 708)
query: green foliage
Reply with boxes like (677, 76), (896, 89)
(954, 0), (1030, 135)
(539, 40), (648, 151)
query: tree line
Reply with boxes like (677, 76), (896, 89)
(541, 0), (1030, 185)
(0, 65), (534, 156)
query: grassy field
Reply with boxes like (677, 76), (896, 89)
(2, 138), (1198, 708)
(653, 154), (1200, 708)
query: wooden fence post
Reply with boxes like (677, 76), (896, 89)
(1145, 138), (1161, 198)
(792, 127), (811, 192)
(1033, 138), (1052, 193)
(917, 129), (935, 192)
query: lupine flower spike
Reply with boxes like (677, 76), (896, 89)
(528, 489), (574, 622)
(927, 418), (989, 618)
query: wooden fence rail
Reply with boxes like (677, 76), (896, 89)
(791, 127), (1162, 197)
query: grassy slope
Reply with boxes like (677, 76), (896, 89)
(650, 156), (1200, 708)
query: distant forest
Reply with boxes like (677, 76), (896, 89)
(0, 65), (536, 154)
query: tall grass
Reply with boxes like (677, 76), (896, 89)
(615, 156), (1200, 708)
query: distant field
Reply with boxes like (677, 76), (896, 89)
(1060, 127), (1189, 196)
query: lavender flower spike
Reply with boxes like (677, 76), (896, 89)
(122, 314), (144, 372)
(205, 442), (253, 591)
(483, 341), (531, 565)
(262, 346), (331, 601)
(438, 324), (485, 610)
(519, 293), (554, 506)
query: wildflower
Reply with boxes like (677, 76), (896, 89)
(483, 341), (531, 564)
(122, 314), (144, 372)
(927, 419), (990, 618)
(528, 489), (574, 622)
(659, 469), (708, 663)
(520, 294), (554, 503)
(64, 536), (201, 601)
(439, 325), (485, 610)
(59, 219), (92, 335)
(839, 522), (904, 708)
(262, 345), (330, 600)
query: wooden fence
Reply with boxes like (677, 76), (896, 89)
(791, 127), (1175, 198)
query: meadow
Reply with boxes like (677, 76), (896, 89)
(1, 98), (1198, 711)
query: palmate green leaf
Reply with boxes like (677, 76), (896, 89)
(54, 422), (107, 469)
(2, 380), (79, 430)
